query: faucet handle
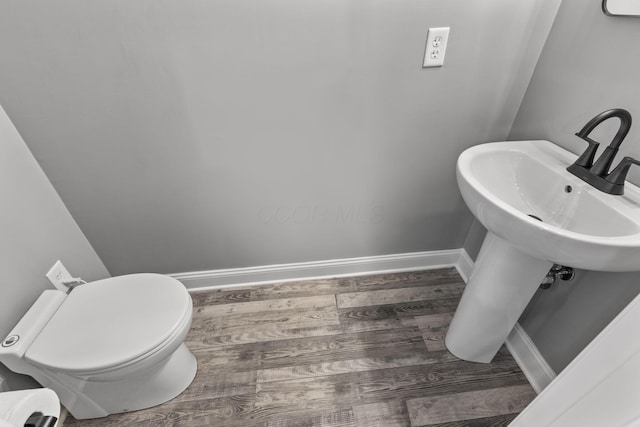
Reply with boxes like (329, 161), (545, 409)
(605, 156), (640, 191)
(573, 134), (600, 168)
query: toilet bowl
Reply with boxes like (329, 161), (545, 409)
(0, 273), (197, 420)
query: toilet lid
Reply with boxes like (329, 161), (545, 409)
(25, 273), (191, 374)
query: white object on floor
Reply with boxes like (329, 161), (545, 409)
(0, 274), (197, 420)
(0, 388), (59, 426)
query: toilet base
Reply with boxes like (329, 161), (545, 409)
(35, 343), (198, 420)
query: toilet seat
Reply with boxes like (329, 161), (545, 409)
(25, 274), (192, 375)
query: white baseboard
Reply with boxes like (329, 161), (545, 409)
(506, 323), (557, 393)
(455, 248), (474, 283)
(58, 407), (69, 426)
(170, 249), (467, 291)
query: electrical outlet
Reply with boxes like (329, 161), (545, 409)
(46, 260), (73, 292)
(423, 27), (450, 68)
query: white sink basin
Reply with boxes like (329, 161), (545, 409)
(458, 140), (640, 272)
(446, 140), (640, 364)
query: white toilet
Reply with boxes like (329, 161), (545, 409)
(0, 273), (197, 420)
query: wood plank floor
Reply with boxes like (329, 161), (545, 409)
(63, 269), (536, 427)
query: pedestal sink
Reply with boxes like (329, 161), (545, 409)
(446, 140), (640, 363)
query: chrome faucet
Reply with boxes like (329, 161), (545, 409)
(567, 108), (637, 195)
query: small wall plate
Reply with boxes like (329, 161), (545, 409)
(603, 0), (640, 16)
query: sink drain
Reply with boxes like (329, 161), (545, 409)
(528, 214), (543, 222)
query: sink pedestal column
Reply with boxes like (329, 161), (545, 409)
(445, 231), (552, 363)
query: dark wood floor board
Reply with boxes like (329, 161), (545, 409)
(413, 312), (455, 352)
(423, 413), (519, 427)
(338, 299), (462, 334)
(171, 370), (257, 403)
(352, 400), (411, 427)
(338, 302), (404, 330)
(255, 356), (528, 413)
(190, 288), (252, 307)
(414, 313), (456, 331)
(422, 331), (447, 353)
(186, 324), (345, 348)
(190, 267), (462, 310)
(253, 379), (357, 421)
(193, 294), (337, 319)
(336, 283), (465, 309)
(394, 298), (460, 326)
(351, 357), (529, 406)
(190, 344), (262, 373)
(191, 327), (428, 375)
(190, 305), (341, 337)
(262, 409), (356, 427)
(249, 278), (354, 301)
(256, 349), (458, 383)
(62, 269), (536, 427)
(228, 404), (359, 427)
(253, 327), (429, 370)
(344, 268), (463, 292)
(248, 409), (356, 427)
(406, 384), (535, 425)
(122, 402), (356, 427)
(161, 394), (258, 427)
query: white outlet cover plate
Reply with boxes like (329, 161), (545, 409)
(423, 27), (450, 68)
(46, 260), (72, 292)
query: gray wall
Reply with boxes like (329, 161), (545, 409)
(510, 0), (640, 373)
(0, 105), (110, 389)
(0, 0), (559, 275)
(462, 219), (486, 261)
